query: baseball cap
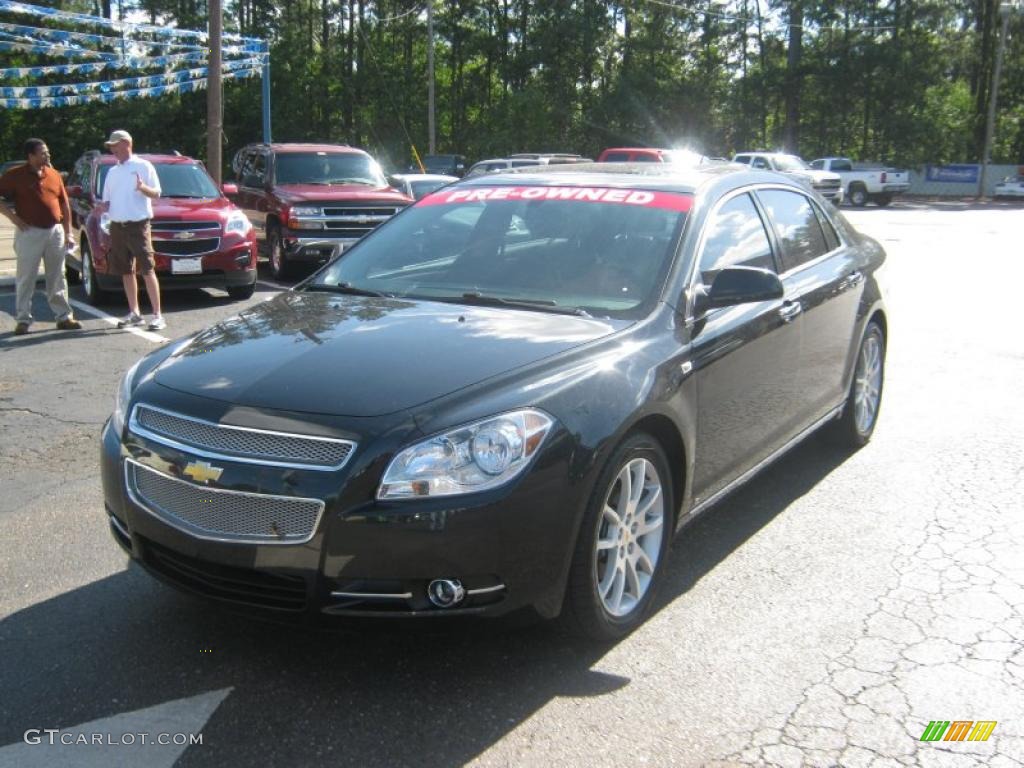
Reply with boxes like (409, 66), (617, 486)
(104, 129), (133, 146)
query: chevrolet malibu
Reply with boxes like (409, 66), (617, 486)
(101, 164), (887, 640)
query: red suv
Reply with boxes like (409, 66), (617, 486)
(66, 151), (258, 303)
(230, 143), (412, 279)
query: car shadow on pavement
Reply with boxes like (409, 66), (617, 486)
(0, 433), (852, 767)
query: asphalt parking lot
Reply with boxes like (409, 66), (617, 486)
(1, 201), (1022, 767)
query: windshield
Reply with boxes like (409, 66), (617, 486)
(275, 152), (386, 186)
(409, 179), (451, 199)
(97, 162), (220, 198)
(310, 185), (691, 319)
(774, 155), (810, 172)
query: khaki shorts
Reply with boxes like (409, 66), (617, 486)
(108, 219), (156, 275)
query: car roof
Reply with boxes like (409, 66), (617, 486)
(245, 143), (367, 154)
(457, 161), (775, 194)
(601, 147), (671, 153)
(392, 173), (459, 182)
(94, 153), (200, 165)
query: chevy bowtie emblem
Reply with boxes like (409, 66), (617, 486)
(183, 460), (223, 484)
(173, 231), (196, 240)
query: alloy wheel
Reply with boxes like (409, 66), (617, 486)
(594, 457), (665, 617)
(854, 332), (883, 434)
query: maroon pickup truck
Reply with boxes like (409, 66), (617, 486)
(230, 143), (412, 279)
(66, 150), (258, 303)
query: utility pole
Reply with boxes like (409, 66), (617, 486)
(427, 0), (435, 155)
(978, 1), (1014, 199)
(207, 0), (223, 183)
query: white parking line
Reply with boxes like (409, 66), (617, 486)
(68, 298), (170, 344)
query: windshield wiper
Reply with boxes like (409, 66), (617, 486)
(453, 292), (590, 316)
(325, 178), (378, 186)
(307, 282), (393, 298)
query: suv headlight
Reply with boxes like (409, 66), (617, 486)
(99, 212), (111, 234)
(111, 358), (143, 435)
(225, 210), (252, 235)
(288, 206), (322, 229)
(377, 409), (554, 500)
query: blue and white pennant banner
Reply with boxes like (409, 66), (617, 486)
(0, 51), (209, 80)
(0, 67), (260, 109)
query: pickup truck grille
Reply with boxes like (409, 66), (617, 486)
(319, 205), (405, 238)
(814, 179), (842, 190)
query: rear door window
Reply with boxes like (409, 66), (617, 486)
(756, 189), (831, 271)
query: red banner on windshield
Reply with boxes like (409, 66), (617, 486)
(417, 185), (693, 211)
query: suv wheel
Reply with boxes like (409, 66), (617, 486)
(80, 239), (108, 304)
(269, 227), (292, 280)
(227, 283), (256, 300)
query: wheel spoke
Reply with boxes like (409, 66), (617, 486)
(608, 565), (625, 612)
(616, 466), (632, 517)
(634, 546), (655, 576)
(636, 485), (662, 521)
(623, 557), (641, 601)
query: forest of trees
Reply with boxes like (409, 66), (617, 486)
(1, 0), (1022, 176)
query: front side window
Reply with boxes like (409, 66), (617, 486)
(757, 189), (830, 271)
(312, 185), (692, 319)
(697, 192), (775, 284)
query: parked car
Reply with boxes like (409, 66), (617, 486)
(597, 147), (710, 165)
(409, 153), (468, 177)
(993, 175), (1024, 199)
(732, 151), (844, 205)
(1, 160), (24, 176)
(101, 163), (887, 640)
(465, 157), (549, 177)
(65, 150), (257, 303)
(230, 143), (412, 279)
(509, 153), (593, 163)
(389, 172), (458, 200)
(810, 157), (910, 207)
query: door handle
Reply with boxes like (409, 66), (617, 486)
(838, 270), (864, 292)
(778, 301), (802, 323)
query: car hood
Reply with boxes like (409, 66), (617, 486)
(150, 196), (237, 220)
(154, 292), (626, 417)
(788, 169), (840, 183)
(273, 185), (411, 204)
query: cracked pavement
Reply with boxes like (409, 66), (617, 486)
(1, 204), (1022, 767)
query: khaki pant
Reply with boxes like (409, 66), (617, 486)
(15, 224), (73, 324)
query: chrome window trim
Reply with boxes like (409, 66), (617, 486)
(124, 457), (325, 545)
(129, 403), (356, 471)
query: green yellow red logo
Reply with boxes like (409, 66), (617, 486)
(920, 721), (997, 742)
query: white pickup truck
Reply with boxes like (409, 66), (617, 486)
(809, 157), (910, 207)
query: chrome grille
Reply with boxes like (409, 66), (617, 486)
(131, 404), (355, 470)
(151, 220), (221, 232)
(153, 238), (220, 256)
(126, 459), (324, 544)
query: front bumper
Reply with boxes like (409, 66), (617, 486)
(282, 235), (357, 264)
(100, 409), (578, 623)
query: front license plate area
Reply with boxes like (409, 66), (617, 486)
(172, 257), (203, 274)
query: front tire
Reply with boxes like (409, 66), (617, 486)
(563, 433), (673, 641)
(227, 283), (255, 300)
(831, 321), (885, 447)
(80, 239), (108, 305)
(268, 227), (292, 280)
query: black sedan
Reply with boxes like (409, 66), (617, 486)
(100, 164), (886, 640)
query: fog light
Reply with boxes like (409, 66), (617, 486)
(427, 579), (465, 608)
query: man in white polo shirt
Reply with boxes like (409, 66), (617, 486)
(95, 129), (166, 331)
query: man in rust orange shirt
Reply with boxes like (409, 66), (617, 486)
(0, 138), (81, 335)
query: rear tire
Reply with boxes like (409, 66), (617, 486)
(562, 433), (673, 641)
(874, 194), (893, 207)
(831, 321), (885, 447)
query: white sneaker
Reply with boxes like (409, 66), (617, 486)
(147, 315), (167, 331)
(117, 312), (145, 328)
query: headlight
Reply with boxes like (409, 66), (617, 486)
(224, 210), (252, 235)
(100, 212), (111, 234)
(288, 206), (322, 230)
(290, 206), (321, 217)
(377, 409), (554, 500)
(111, 358), (143, 435)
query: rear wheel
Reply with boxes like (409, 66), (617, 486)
(874, 194), (893, 207)
(563, 433), (672, 641)
(831, 321), (885, 447)
(849, 184), (869, 207)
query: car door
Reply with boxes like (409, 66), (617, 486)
(687, 190), (804, 506)
(755, 188), (865, 422)
(236, 149), (268, 242)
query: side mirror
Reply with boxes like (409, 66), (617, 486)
(221, 182), (238, 196)
(242, 174), (262, 188)
(694, 266), (784, 313)
(66, 184), (83, 198)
